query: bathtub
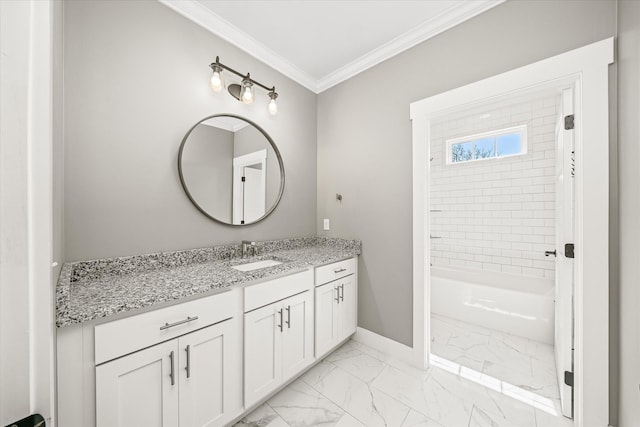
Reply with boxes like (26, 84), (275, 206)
(430, 266), (555, 344)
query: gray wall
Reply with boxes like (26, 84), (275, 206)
(616, 0), (639, 424)
(317, 0), (615, 349)
(181, 124), (234, 222)
(63, 0), (317, 261)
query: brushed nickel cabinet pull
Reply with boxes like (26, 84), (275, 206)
(334, 286), (340, 303)
(340, 284), (344, 302)
(160, 316), (199, 331)
(333, 268), (347, 274)
(286, 305), (291, 328)
(169, 351), (175, 386)
(185, 345), (191, 378)
(277, 309), (283, 332)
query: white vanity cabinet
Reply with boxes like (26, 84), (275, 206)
(97, 319), (238, 427)
(95, 293), (242, 427)
(244, 270), (314, 408)
(57, 253), (359, 427)
(314, 258), (358, 357)
(96, 338), (179, 426)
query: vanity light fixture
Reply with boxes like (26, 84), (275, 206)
(209, 56), (278, 115)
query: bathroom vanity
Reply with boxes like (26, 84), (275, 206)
(56, 237), (360, 427)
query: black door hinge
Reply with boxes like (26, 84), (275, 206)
(564, 114), (575, 130)
(564, 371), (574, 387)
(241, 176), (246, 182)
(565, 243), (575, 259)
(240, 220), (245, 224)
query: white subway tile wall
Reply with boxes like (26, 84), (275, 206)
(430, 95), (559, 280)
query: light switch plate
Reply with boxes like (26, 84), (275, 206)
(323, 219), (330, 230)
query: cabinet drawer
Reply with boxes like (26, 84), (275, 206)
(315, 258), (356, 286)
(95, 291), (236, 365)
(244, 270), (312, 313)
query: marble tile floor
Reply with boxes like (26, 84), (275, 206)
(234, 315), (573, 427)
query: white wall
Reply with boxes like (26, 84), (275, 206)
(430, 94), (558, 279)
(616, 0), (640, 425)
(63, 0), (317, 261)
(0, 0), (54, 424)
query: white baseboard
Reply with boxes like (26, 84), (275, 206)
(352, 327), (414, 365)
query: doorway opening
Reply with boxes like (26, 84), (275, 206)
(232, 149), (267, 225)
(426, 81), (576, 423)
(410, 38), (613, 426)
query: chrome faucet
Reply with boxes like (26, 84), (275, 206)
(241, 240), (256, 258)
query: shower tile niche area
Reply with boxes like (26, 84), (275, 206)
(429, 94), (559, 280)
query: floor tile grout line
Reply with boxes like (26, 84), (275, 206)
(307, 380), (367, 427)
(368, 364), (442, 423)
(329, 348), (389, 384)
(467, 404), (475, 427)
(397, 407), (411, 427)
(265, 401), (294, 427)
(308, 362), (414, 427)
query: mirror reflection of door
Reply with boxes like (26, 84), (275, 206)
(179, 115), (283, 225)
(233, 150), (267, 224)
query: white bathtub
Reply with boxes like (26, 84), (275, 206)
(430, 266), (555, 344)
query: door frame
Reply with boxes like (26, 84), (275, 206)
(410, 38), (613, 426)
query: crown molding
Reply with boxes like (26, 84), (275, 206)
(158, 0), (319, 92)
(316, 0), (506, 92)
(158, 0), (505, 94)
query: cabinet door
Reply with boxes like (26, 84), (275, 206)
(315, 282), (338, 357)
(179, 319), (241, 427)
(281, 291), (314, 381)
(96, 339), (179, 427)
(245, 303), (282, 407)
(337, 275), (357, 342)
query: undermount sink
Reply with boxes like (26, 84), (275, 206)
(232, 259), (283, 272)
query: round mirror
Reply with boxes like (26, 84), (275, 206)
(178, 114), (284, 225)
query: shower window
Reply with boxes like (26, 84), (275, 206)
(446, 125), (527, 164)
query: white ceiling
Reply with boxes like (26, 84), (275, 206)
(160, 0), (505, 93)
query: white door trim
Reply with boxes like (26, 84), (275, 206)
(410, 38), (613, 426)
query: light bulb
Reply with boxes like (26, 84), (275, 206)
(241, 82), (254, 104)
(268, 90), (278, 116)
(268, 98), (278, 115)
(210, 71), (223, 92)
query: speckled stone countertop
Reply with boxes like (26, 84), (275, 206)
(56, 237), (360, 328)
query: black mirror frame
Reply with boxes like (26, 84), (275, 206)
(177, 113), (285, 226)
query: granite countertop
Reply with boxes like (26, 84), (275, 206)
(56, 236), (361, 328)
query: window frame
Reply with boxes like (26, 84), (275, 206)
(445, 124), (528, 165)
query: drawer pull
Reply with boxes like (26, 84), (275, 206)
(169, 351), (175, 386)
(333, 268), (347, 274)
(160, 316), (199, 331)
